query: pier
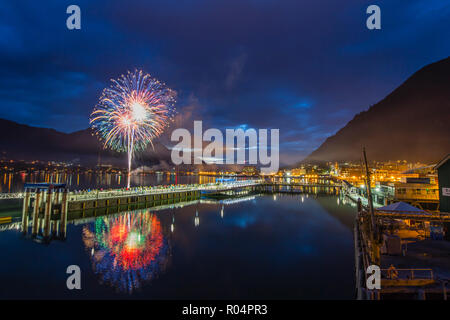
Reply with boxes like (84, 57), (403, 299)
(13, 180), (261, 240)
(0, 177), (342, 238)
(260, 181), (341, 194)
(355, 200), (450, 300)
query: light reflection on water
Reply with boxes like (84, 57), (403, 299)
(82, 211), (170, 294)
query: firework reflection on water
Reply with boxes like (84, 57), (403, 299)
(82, 210), (171, 293)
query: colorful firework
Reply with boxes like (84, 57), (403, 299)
(82, 210), (170, 294)
(90, 70), (176, 188)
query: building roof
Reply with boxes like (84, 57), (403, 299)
(434, 154), (450, 170)
(24, 183), (66, 190)
(401, 164), (436, 174)
(377, 201), (431, 215)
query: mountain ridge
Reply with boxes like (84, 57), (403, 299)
(304, 56), (450, 164)
(0, 118), (172, 166)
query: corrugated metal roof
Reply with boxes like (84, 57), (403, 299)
(377, 201), (430, 215)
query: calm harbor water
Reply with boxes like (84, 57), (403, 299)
(0, 192), (357, 299)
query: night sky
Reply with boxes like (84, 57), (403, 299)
(0, 0), (449, 165)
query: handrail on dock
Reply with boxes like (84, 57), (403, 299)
(0, 180), (263, 200)
(0, 178), (341, 200)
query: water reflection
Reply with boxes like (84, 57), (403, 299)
(82, 210), (170, 293)
(194, 210), (199, 227)
(0, 193), (357, 299)
(220, 195), (256, 205)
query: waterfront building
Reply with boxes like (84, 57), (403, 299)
(435, 154), (450, 213)
(290, 167), (306, 176)
(378, 180), (439, 210)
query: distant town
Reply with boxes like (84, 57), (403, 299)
(0, 156), (444, 212)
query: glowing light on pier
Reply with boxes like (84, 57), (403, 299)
(90, 70), (176, 188)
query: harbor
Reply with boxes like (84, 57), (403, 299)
(1, 161), (450, 300)
(0, 177), (341, 239)
(352, 153), (450, 300)
(0, 183), (356, 299)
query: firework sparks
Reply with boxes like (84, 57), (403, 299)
(90, 70), (176, 188)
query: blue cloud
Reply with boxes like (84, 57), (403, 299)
(0, 0), (448, 164)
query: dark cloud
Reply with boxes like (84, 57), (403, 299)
(0, 0), (449, 165)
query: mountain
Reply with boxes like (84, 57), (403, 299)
(0, 118), (171, 167)
(0, 119), (97, 163)
(305, 57), (450, 164)
(0, 118), (250, 171)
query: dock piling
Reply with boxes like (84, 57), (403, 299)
(60, 189), (68, 239)
(21, 189), (31, 234)
(43, 189), (52, 238)
(31, 190), (41, 236)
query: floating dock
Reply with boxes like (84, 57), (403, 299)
(355, 201), (450, 300)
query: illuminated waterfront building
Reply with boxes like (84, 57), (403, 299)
(435, 154), (450, 213)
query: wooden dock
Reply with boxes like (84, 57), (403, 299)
(1, 178), (343, 241)
(355, 204), (450, 300)
(17, 180), (261, 239)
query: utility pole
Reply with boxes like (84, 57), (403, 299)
(363, 147), (379, 264)
(363, 147), (375, 228)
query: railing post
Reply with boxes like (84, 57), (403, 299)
(43, 189), (53, 239)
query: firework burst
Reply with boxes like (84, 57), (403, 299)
(90, 70), (176, 188)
